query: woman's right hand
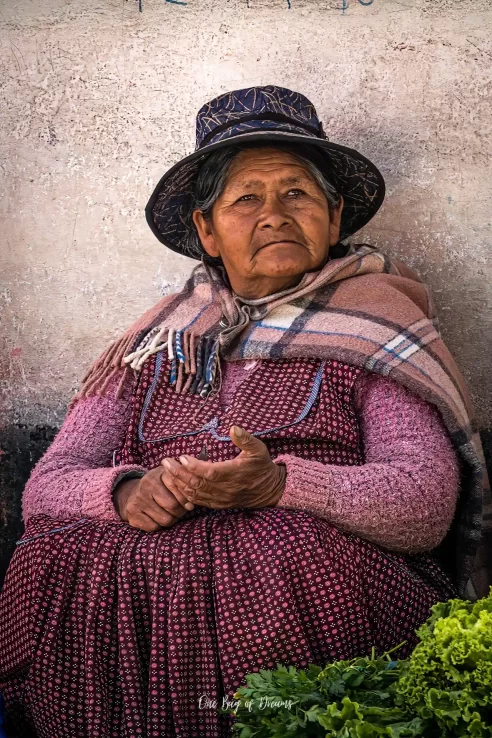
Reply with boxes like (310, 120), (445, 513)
(113, 467), (195, 532)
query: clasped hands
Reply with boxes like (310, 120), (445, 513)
(114, 426), (286, 532)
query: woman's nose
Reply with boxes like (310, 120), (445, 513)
(258, 196), (292, 229)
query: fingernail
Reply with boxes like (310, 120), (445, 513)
(184, 501), (194, 511)
(179, 456), (189, 466)
(232, 425), (242, 438)
(162, 460), (172, 471)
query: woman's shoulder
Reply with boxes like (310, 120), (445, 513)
(67, 366), (136, 418)
(351, 369), (446, 429)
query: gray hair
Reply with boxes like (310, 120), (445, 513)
(188, 141), (342, 258)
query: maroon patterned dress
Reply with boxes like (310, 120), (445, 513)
(0, 357), (455, 738)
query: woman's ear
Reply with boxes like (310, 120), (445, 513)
(192, 210), (220, 258)
(328, 195), (344, 246)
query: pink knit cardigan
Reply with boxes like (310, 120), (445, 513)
(22, 366), (460, 554)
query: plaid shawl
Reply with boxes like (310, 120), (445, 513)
(77, 244), (491, 598)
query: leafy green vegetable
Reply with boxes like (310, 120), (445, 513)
(225, 589), (492, 737)
(223, 646), (430, 737)
(396, 589), (492, 736)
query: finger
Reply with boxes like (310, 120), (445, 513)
(187, 492), (242, 510)
(141, 468), (192, 514)
(161, 474), (201, 503)
(177, 456), (235, 481)
(158, 472), (197, 509)
(160, 465), (227, 508)
(161, 458), (203, 488)
(146, 499), (178, 527)
(156, 472), (194, 513)
(182, 492), (224, 510)
(128, 497), (177, 528)
(127, 510), (165, 532)
(160, 459), (203, 505)
(229, 426), (269, 457)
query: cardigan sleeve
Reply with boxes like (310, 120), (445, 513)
(274, 372), (461, 554)
(22, 371), (148, 524)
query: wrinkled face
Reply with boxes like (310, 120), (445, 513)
(192, 147), (344, 298)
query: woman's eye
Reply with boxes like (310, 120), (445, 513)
(236, 189), (305, 202)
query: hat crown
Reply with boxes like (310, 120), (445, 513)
(195, 85), (323, 150)
(146, 85), (385, 259)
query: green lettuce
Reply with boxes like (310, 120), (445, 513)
(227, 589), (492, 737)
(396, 589), (492, 736)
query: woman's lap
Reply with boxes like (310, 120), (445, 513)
(0, 508), (455, 738)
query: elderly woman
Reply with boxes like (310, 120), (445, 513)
(0, 86), (488, 738)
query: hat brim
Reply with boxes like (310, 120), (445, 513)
(145, 130), (385, 259)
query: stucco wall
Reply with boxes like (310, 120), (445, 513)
(1, 0), (491, 576)
(2, 0), (492, 432)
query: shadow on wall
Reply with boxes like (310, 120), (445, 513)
(0, 422), (491, 588)
(0, 425), (57, 588)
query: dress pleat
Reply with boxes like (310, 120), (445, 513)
(0, 508), (455, 738)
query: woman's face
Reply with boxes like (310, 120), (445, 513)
(192, 147), (344, 298)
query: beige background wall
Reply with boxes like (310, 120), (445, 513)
(1, 0), (491, 429)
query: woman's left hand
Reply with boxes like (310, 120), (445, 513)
(160, 426), (286, 509)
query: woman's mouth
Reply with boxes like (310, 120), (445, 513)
(259, 240), (302, 250)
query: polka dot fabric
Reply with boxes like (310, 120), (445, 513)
(0, 356), (457, 737)
(0, 511), (454, 738)
(115, 356), (365, 468)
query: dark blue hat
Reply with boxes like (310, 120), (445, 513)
(146, 85), (385, 259)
